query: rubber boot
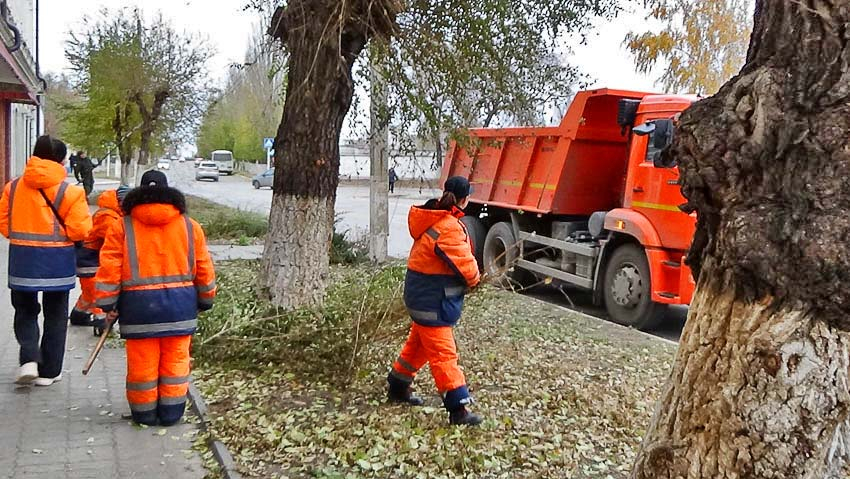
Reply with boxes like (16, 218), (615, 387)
(449, 406), (483, 426)
(69, 309), (92, 326)
(387, 373), (424, 406)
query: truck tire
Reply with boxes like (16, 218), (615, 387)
(461, 216), (486, 270)
(483, 222), (531, 289)
(602, 244), (666, 331)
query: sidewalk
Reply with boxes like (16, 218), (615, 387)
(0, 240), (206, 478)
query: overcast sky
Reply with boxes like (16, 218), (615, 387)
(40, 1), (659, 91)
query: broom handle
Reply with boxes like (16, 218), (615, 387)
(82, 316), (115, 375)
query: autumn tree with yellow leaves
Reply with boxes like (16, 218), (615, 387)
(625, 0), (750, 95)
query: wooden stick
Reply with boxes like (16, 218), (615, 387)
(82, 317), (115, 376)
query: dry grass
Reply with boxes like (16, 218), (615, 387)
(194, 261), (677, 478)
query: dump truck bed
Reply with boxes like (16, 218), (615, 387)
(441, 89), (654, 216)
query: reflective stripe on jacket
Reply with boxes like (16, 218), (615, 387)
(76, 189), (123, 278)
(94, 186), (216, 339)
(404, 203), (480, 327)
(0, 157), (92, 291)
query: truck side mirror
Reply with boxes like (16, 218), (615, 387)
(633, 123), (655, 136)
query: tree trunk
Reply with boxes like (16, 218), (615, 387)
(632, 2), (850, 477)
(263, 1), (399, 309)
(135, 90), (169, 167)
(120, 161), (133, 186)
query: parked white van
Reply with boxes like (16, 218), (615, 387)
(211, 150), (234, 176)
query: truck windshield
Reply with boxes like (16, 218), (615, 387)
(212, 152), (232, 162)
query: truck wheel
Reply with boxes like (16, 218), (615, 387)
(602, 244), (666, 331)
(461, 216), (486, 270)
(483, 222), (531, 289)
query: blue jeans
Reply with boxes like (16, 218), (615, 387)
(12, 290), (70, 378)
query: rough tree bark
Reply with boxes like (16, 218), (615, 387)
(264, 0), (401, 309)
(632, 2), (850, 478)
(134, 90), (169, 167)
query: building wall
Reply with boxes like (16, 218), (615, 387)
(9, 102), (36, 177)
(8, 0), (35, 53)
(0, 101), (8, 187)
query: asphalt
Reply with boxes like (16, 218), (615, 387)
(164, 162), (440, 258)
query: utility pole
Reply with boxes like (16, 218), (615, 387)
(369, 44), (389, 263)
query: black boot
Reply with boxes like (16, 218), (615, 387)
(387, 373), (424, 406)
(388, 386), (424, 406)
(69, 309), (92, 326)
(449, 407), (483, 426)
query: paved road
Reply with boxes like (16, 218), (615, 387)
(165, 162), (440, 258)
(0, 239), (206, 478)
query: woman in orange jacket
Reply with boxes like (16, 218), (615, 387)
(387, 176), (483, 426)
(94, 170), (216, 426)
(0, 136), (92, 386)
(70, 186), (129, 331)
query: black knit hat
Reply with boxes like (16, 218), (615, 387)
(140, 170), (168, 187)
(444, 176), (472, 199)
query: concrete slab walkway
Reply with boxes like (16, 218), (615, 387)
(0, 240), (207, 478)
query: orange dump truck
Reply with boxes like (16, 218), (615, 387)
(441, 88), (697, 330)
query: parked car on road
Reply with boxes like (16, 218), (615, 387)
(212, 150), (234, 175)
(194, 157), (204, 167)
(156, 158), (171, 170)
(195, 162), (220, 182)
(252, 168), (275, 189)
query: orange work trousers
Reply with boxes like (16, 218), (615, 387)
(73, 277), (103, 316)
(126, 335), (191, 426)
(391, 323), (466, 393)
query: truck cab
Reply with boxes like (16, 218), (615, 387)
(440, 89), (697, 330)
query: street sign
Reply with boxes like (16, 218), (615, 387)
(263, 137), (274, 149)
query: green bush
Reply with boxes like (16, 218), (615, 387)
(330, 227), (369, 265)
(186, 195), (268, 241)
(195, 260), (409, 385)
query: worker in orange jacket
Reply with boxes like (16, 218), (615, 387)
(70, 186), (130, 331)
(387, 176), (483, 426)
(0, 135), (92, 386)
(94, 170), (216, 426)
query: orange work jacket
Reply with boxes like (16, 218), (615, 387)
(76, 189), (123, 278)
(94, 186), (216, 339)
(404, 202), (480, 327)
(0, 156), (92, 291)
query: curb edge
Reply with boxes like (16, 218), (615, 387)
(188, 381), (242, 479)
(526, 295), (680, 347)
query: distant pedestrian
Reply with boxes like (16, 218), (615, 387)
(76, 152), (103, 198)
(385, 176), (483, 426)
(95, 170), (216, 426)
(0, 135), (93, 386)
(388, 167), (398, 194)
(70, 151), (83, 184)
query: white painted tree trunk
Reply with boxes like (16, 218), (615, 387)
(120, 161), (132, 186)
(261, 194), (334, 309)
